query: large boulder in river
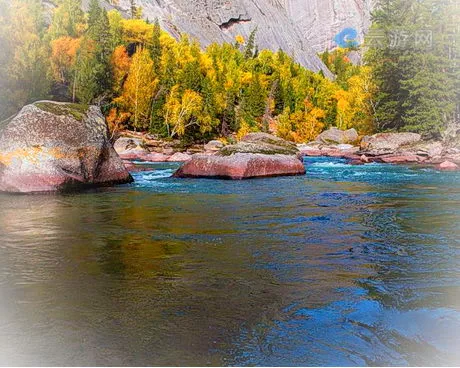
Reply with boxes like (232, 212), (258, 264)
(360, 132), (422, 155)
(315, 127), (358, 145)
(174, 133), (305, 179)
(0, 101), (133, 193)
(173, 153), (305, 180)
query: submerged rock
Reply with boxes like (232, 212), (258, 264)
(174, 133), (305, 179)
(438, 161), (459, 171)
(0, 101), (132, 193)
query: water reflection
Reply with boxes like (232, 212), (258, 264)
(0, 158), (459, 366)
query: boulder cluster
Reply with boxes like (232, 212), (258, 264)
(298, 128), (460, 171)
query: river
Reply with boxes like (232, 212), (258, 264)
(0, 157), (459, 366)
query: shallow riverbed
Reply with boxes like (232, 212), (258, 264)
(0, 157), (459, 366)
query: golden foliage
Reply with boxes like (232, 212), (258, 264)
(164, 86), (204, 138)
(50, 36), (81, 83)
(235, 35), (245, 44)
(106, 107), (130, 135)
(110, 45), (131, 93)
(236, 119), (253, 141)
(121, 19), (154, 45)
(115, 47), (158, 130)
(276, 101), (325, 143)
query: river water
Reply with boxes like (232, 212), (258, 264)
(0, 157), (459, 366)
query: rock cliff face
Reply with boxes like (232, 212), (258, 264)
(286, 0), (374, 52)
(98, 0), (373, 75)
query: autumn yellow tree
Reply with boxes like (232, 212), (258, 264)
(333, 89), (353, 130)
(110, 45), (131, 94)
(346, 66), (376, 134)
(50, 36), (81, 84)
(296, 102), (326, 142)
(164, 86), (205, 138)
(275, 101), (325, 143)
(121, 19), (154, 46)
(332, 66), (376, 133)
(0, 0), (50, 119)
(115, 47), (158, 130)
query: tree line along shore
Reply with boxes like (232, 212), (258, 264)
(0, 0), (458, 147)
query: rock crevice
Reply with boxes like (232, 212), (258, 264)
(217, 15), (252, 30)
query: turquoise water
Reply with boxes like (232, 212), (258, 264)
(0, 157), (459, 366)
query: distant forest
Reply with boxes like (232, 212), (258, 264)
(0, 0), (458, 142)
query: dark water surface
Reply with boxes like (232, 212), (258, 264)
(0, 157), (459, 366)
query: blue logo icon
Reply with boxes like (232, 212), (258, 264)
(334, 28), (359, 48)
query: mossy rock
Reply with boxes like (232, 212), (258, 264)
(219, 142), (298, 156)
(241, 132), (297, 150)
(34, 101), (89, 121)
(219, 133), (299, 157)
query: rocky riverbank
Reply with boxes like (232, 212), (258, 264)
(116, 127), (460, 173)
(298, 129), (460, 171)
(114, 130), (226, 163)
(116, 132), (305, 179)
(1, 100), (458, 193)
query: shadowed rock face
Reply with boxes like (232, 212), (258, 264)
(0, 101), (133, 193)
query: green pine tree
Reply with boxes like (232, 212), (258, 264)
(72, 39), (102, 103)
(242, 73), (267, 121)
(244, 27), (258, 60)
(365, 0), (458, 138)
(86, 4), (113, 98)
(150, 18), (162, 67)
